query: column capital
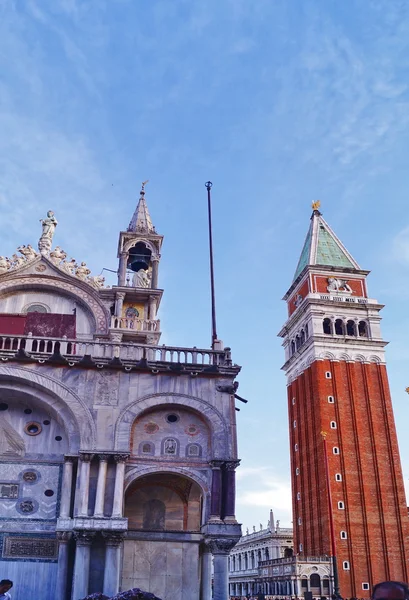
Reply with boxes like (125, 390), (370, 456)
(151, 254), (161, 263)
(57, 531), (72, 543)
(102, 531), (124, 547)
(73, 531), (96, 546)
(79, 453), (94, 462)
(210, 459), (225, 469)
(114, 453), (129, 463)
(205, 537), (238, 555)
(96, 453), (110, 462)
(63, 455), (76, 464)
(225, 460), (240, 471)
(116, 291), (126, 300)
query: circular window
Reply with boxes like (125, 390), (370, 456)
(24, 422), (42, 436)
(44, 489), (54, 497)
(0, 403), (8, 411)
(24, 408), (32, 415)
(166, 414), (179, 424)
(43, 420), (50, 425)
(55, 436), (62, 441)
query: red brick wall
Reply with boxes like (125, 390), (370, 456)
(288, 360), (409, 597)
(288, 279), (310, 316)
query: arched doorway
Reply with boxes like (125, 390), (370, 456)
(122, 472), (204, 599)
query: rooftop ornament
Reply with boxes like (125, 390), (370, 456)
(38, 210), (58, 256)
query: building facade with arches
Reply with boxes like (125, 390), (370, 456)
(0, 188), (241, 600)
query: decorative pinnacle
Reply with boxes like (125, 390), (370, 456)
(141, 180), (149, 193)
(312, 200), (321, 211)
(205, 181), (213, 190)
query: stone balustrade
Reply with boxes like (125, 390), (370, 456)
(0, 333), (233, 368)
(110, 315), (160, 332)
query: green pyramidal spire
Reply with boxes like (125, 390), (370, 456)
(293, 203), (360, 282)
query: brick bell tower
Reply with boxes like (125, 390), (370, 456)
(278, 202), (409, 598)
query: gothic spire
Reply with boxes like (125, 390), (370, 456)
(127, 181), (156, 234)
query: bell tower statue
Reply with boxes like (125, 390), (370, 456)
(278, 202), (409, 597)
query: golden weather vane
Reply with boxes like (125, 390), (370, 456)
(141, 180), (149, 191)
(312, 200), (321, 211)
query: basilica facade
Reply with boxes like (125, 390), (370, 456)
(0, 187), (241, 600)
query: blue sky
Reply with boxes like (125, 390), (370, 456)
(2, 0), (409, 531)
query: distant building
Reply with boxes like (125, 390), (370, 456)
(278, 204), (409, 597)
(228, 511), (332, 598)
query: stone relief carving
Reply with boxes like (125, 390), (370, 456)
(0, 415), (25, 457)
(95, 371), (119, 406)
(0, 483), (19, 499)
(327, 277), (352, 293)
(3, 536), (58, 559)
(164, 438), (177, 455)
(16, 498), (38, 514)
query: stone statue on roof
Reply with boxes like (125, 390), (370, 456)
(39, 210), (58, 255)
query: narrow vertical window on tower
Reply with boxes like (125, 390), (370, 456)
(325, 372), (332, 379)
(297, 492), (301, 500)
(292, 397), (296, 405)
(340, 531), (347, 539)
(358, 320), (368, 337)
(343, 561), (350, 570)
(346, 320), (356, 336)
(323, 318), (332, 334)
(335, 319), (345, 335)
(328, 396), (335, 403)
(330, 421), (337, 429)
(333, 447), (340, 455)
(338, 501), (345, 510)
(335, 473), (342, 482)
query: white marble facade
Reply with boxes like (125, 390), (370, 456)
(0, 199), (242, 600)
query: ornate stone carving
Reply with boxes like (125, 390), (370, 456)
(75, 262), (91, 281)
(22, 470), (39, 483)
(16, 498), (38, 514)
(38, 210), (58, 255)
(0, 483), (19, 499)
(95, 371), (119, 406)
(216, 382), (239, 394)
(205, 537), (238, 554)
(0, 256), (10, 273)
(49, 246), (67, 265)
(209, 460), (224, 469)
(102, 531), (124, 546)
(79, 453), (94, 462)
(17, 244), (38, 261)
(327, 277), (352, 293)
(113, 454), (129, 463)
(73, 531), (96, 546)
(56, 531), (72, 543)
(224, 460), (240, 471)
(87, 274), (106, 289)
(3, 536), (58, 559)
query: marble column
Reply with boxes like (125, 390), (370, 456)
(59, 457), (74, 518)
(72, 532), (95, 600)
(149, 295), (157, 320)
(94, 455), (109, 517)
(223, 461), (240, 520)
(207, 539), (237, 600)
(115, 291), (126, 318)
(200, 545), (212, 600)
(78, 454), (93, 517)
(118, 252), (127, 286)
(56, 532), (72, 600)
(102, 532), (123, 596)
(112, 454), (128, 517)
(151, 255), (159, 289)
(209, 460), (224, 519)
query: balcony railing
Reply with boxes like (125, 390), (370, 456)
(0, 334), (233, 368)
(110, 316), (160, 332)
